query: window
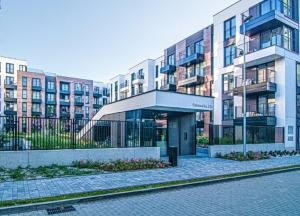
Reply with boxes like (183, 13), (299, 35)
(22, 90), (27, 99)
(32, 104), (41, 112)
(297, 63), (300, 87)
(19, 65), (27, 72)
(156, 81), (159, 90)
(94, 86), (100, 94)
(195, 63), (204, 76)
(85, 85), (90, 93)
(103, 98), (108, 105)
(47, 93), (55, 102)
(47, 81), (55, 90)
(32, 78), (41, 87)
(22, 103), (27, 112)
(138, 84), (143, 94)
(224, 17), (236, 40)
(22, 77), (27, 87)
(138, 69), (144, 79)
(223, 100), (234, 120)
(60, 94), (70, 102)
(60, 83), (69, 91)
(32, 91), (41, 100)
(168, 54), (175, 66)
(297, 95), (300, 118)
(224, 45), (236, 66)
(85, 106), (90, 116)
(195, 41), (204, 54)
(155, 65), (159, 78)
(75, 83), (82, 91)
(85, 96), (89, 104)
(223, 72), (234, 93)
(46, 105), (55, 114)
(186, 46), (191, 57)
(6, 63), (14, 74)
(94, 97), (100, 105)
(5, 76), (14, 85)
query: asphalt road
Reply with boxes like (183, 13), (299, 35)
(6, 170), (300, 216)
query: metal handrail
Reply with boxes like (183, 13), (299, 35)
(234, 69), (276, 88)
(235, 104), (276, 118)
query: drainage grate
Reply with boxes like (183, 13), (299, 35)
(46, 206), (76, 215)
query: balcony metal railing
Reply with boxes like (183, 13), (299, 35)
(242, 0), (294, 23)
(236, 34), (295, 56)
(234, 69), (275, 88)
(235, 104), (276, 118)
(120, 82), (129, 89)
(179, 46), (205, 60)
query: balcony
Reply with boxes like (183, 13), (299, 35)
(32, 98), (42, 103)
(75, 111), (84, 118)
(46, 112), (56, 118)
(46, 88), (56, 93)
(234, 105), (276, 126)
(74, 101), (84, 106)
(233, 70), (277, 96)
(60, 89), (70, 95)
(74, 89), (84, 95)
(46, 100), (56, 105)
(32, 85), (42, 91)
(160, 76), (176, 92)
(4, 110), (17, 116)
(234, 34), (294, 67)
(4, 83), (17, 90)
(93, 92), (102, 98)
(178, 70), (205, 87)
(60, 100), (70, 106)
(240, 2), (298, 37)
(120, 82), (129, 92)
(32, 111), (42, 116)
(160, 63), (176, 74)
(132, 75), (144, 85)
(4, 97), (17, 103)
(178, 51), (204, 67)
(60, 112), (70, 119)
(93, 104), (102, 109)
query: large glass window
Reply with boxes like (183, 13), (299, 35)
(223, 100), (234, 120)
(22, 90), (27, 99)
(297, 63), (300, 87)
(22, 77), (27, 87)
(5, 76), (14, 85)
(297, 95), (300, 118)
(22, 102), (27, 112)
(186, 46), (191, 57)
(32, 104), (41, 112)
(19, 65), (27, 72)
(6, 63), (14, 74)
(195, 40), (204, 54)
(60, 83), (69, 91)
(47, 81), (55, 90)
(32, 91), (41, 100)
(223, 72), (234, 93)
(47, 93), (55, 102)
(224, 17), (236, 40)
(224, 45), (236, 66)
(195, 63), (204, 76)
(32, 78), (41, 87)
(168, 54), (175, 66)
(75, 83), (82, 91)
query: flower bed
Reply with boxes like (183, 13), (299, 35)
(73, 159), (170, 172)
(0, 159), (170, 182)
(216, 150), (300, 161)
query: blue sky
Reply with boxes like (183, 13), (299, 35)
(0, 0), (237, 82)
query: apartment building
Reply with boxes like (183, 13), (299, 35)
(0, 56), (110, 120)
(0, 56), (27, 116)
(109, 58), (163, 103)
(89, 0), (300, 155)
(213, 0), (300, 150)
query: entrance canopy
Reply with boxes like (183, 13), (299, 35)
(94, 90), (214, 120)
(78, 90), (214, 138)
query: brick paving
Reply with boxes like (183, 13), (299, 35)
(6, 169), (300, 216)
(0, 156), (300, 203)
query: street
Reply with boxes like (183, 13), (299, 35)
(7, 170), (300, 216)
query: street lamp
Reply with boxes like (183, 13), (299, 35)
(241, 13), (252, 156)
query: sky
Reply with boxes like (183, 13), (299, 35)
(0, 0), (237, 82)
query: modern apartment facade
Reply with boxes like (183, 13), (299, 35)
(213, 0), (300, 150)
(92, 0), (300, 155)
(0, 56), (110, 120)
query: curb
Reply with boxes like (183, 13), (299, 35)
(0, 166), (300, 215)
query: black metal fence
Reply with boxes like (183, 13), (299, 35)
(0, 116), (157, 151)
(209, 125), (285, 145)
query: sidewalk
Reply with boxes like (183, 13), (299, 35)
(1, 156), (300, 202)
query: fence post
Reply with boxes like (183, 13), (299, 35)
(72, 119), (76, 149)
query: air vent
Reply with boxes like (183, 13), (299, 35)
(47, 206), (76, 215)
